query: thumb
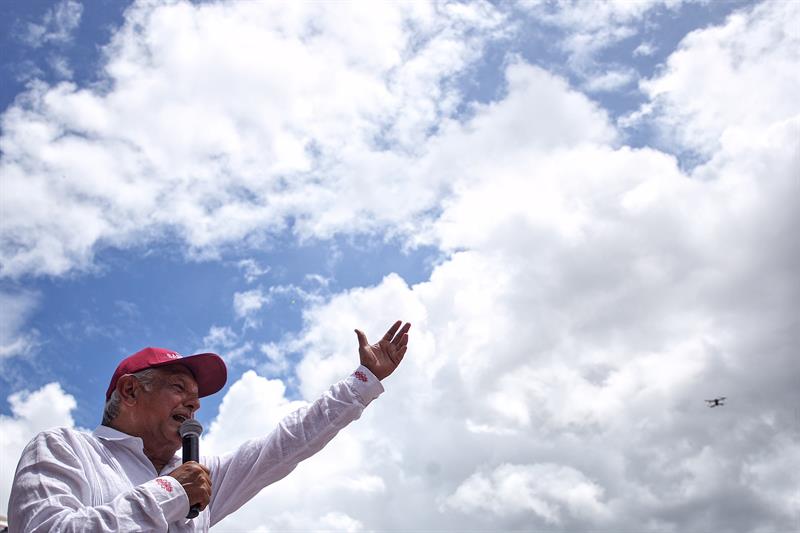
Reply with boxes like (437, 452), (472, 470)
(355, 329), (369, 348)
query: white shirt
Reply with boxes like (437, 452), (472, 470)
(8, 366), (384, 532)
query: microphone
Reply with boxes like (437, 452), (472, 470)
(178, 419), (204, 519)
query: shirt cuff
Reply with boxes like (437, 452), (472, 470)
(347, 365), (385, 406)
(145, 475), (189, 523)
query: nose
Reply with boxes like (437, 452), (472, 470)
(184, 395), (200, 414)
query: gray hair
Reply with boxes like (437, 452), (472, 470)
(101, 368), (161, 426)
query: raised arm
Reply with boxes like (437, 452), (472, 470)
(207, 321), (410, 526)
(206, 366), (384, 525)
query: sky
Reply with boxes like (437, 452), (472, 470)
(0, 0), (798, 531)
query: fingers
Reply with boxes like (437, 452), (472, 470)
(169, 462), (212, 511)
(383, 321), (410, 344)
(382, 320), (402, 342)
(355, 329), (369, 348)
(390, 344), (407, 367)
(393, 323), (411, 346)
(362, 321), (411, 369)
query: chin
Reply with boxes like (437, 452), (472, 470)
(163, 430), (182, 450)
(166, 441), (181, 456)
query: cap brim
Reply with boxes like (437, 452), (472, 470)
(152, 352), (227, 398)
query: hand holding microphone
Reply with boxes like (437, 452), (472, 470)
(168, 419), (210, 519)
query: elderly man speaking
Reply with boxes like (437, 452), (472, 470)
(8, 321), (411, 532)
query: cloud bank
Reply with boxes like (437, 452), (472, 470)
(202, 3), (798, 531)
(0, 0), (505, 278)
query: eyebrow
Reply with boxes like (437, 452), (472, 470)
(166, 374), (198, 392)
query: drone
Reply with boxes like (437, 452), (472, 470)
(705, 397), (726, 408)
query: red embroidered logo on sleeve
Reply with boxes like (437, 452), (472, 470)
(354, 371), (368, 382)
(156, 478), (173, 493)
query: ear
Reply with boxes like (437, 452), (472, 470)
(117, 375), (141, 405)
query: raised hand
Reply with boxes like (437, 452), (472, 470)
(354, 320), (410, 381)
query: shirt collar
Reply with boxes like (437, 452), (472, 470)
(93, 425), (182, 472)
(93, 425), (146, 452)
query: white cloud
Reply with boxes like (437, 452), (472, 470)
(201, 325), (238, 349)
(198, 325), (253, 365)
(47, 54), (74, 79)
(232, 282), (328, 332)
(516, 0), (685, 74)
(0, 0), (505, 278)
(258, 342), (291, 376)
(536, 0), (683, 30)
(633, 41), (657, 57)
(583, 67), (637, 93)
(19, 0), (83, 48)
(0, 290), (40, 359)
(0, 383), (77, 516)
(232, 289), (269, 326)
(236, 259), (270, 284)
(444, 463), (610, 525)
(195, 4), (799, 529)
(203, 370), (306, 455)
(304, 273), (331, 287)
(639, 0), (800, 156)
(255, 511), (364, 532)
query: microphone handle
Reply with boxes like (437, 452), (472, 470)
(182, 435), (199, 463)
(182, 435), (201, 519)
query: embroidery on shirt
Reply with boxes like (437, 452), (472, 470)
(156, 478), (173, 493)
(354, 371), (368, 382)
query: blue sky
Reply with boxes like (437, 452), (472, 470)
(2, 235), (440, 425)
(1, 1), (798, 531)
(0, 1), (443, 425)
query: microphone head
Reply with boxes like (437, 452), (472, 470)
(179, 418), (203, 438)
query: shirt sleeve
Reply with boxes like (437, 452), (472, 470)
(8, 430), (190, 532)
(206, 365), (384, 526)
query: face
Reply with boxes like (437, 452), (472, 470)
(132, 365), (200, 453)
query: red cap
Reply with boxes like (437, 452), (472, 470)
(106, 347), (227, 400)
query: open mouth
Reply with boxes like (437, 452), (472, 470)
(172, 414), (188, 423)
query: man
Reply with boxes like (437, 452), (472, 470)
(8, 320), (410, 532)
